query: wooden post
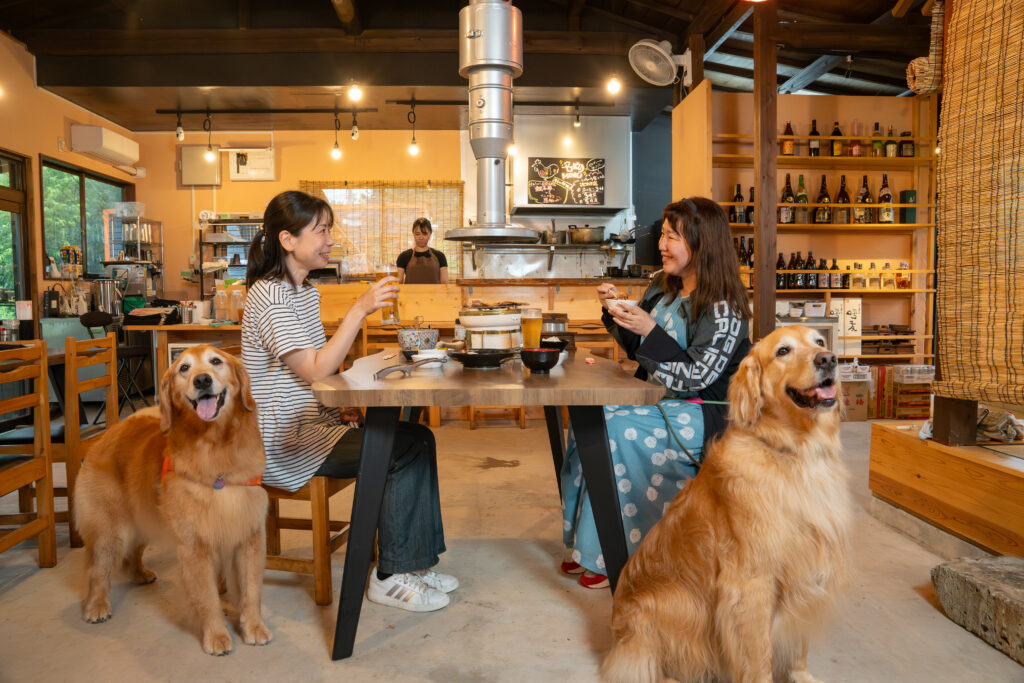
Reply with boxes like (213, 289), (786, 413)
(688, 33), (704, 91)
(752, 1), (778, 340)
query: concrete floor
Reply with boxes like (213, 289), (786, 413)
(1, 420), (1022, 682)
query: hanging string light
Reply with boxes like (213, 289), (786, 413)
(573, 100), (582, 128)
(408, 103), (419, 156)
(351, 111), (359, 140)
(203, 113), (215, 162)
(331, 113), (342, 159)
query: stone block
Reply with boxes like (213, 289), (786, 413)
(931, 556), (1024, 665)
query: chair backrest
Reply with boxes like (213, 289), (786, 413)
(0, 341), (50, 461)
(64, 333), (118, 443)
(79, 311), (114, 338)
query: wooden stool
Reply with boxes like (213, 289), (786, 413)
(263, 476), (356, 606)
(468, 406), (526, 429)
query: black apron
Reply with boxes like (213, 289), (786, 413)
(405, 249), (442, 284)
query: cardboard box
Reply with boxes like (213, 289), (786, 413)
(842, 380), (870, 421)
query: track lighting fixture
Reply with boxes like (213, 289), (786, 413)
(175, 112), (185, 141)
(351, 112), (359, 140)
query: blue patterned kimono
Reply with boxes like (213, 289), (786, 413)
(560, 277), (750, 574)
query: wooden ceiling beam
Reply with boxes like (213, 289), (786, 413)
(17, 28), (654, 56)
(705, 4), (752, 58)
(330, 0), (362, 36)
(568, 0), (587, 31)
(683, 0), (735, 42)
(921, 0), (937, 15)
(770, 22), (928, 53)
(891, 0), (916, 18)
(713, 45), (909, 91)
(624, 0), (693, 23)
(554, 0), (677, 42)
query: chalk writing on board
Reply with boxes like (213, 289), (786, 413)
(527, 157), (605, 205)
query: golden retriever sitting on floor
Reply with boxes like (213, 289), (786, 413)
(602, 326), (852, 683)
(75, 345), (271, 656)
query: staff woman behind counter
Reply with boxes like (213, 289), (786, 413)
(396, 217), (449, 284)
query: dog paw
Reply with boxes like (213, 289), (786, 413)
(133, 568), (157, 584)
(82, 600), (112, 624)
(790, 671), (824, 683)
(202, 630), (234, 656)
(240, 620), (273, 646)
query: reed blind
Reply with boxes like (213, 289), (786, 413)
(300, 180), (464, 277)
(933, 0), (1024, 404)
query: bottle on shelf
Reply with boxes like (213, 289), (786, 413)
(842, 265), (852, 289)
(867, 262), (881, 290)
(786, 252), (798, 289)
(781, 121), (796, 156)
(884, 125), (898, 157)
(805, 250), (817, 289)
(808, 119), (820, 157)
(794, 174), (809, 224)
(850, 120), (863, 158)
(745, 187), (755, 224)
(851, 263), (865, 289)
(833, 174), (851, 224)
(853, 174), (874, 224)
(738, 236), (747, 265)
(881, 262), (896, 290)
(779, 173), (796, 224)
(776, 252), (787, 290)
(896, 261), (911, 289)
(819, 258), (829, 290)
(830, 121), (844, 157)
(793, 251), (806, 289)
(746, 237), (754, 265)
(877, 173), (895, 224)
(829, 258), (842, 289)
(871, 122), (884, 157)
(898, 132), (915, 158)
(729, 184), (744, 224)
(814, 174), (831, 224)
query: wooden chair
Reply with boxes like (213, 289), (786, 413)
(0, 341), (56, 567)
(0, 334), (118, 547)
(263, 477), (356, 605)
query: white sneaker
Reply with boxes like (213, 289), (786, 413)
(367, 572), (450, 612)
(413, 569), (459, 593)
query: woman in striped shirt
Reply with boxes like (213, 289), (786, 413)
(242, 190), (456, 613)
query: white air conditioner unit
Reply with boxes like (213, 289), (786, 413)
(70, 124), (140, 166)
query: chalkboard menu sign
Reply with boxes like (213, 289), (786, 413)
(527, 157), (605, 205)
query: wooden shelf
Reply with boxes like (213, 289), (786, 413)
(730, 222), (933, 233)
(770, 289), (934, 294)
(721, 202), (931, 208)
(713, 133), (938, 143)
(714, 153), (931, 169)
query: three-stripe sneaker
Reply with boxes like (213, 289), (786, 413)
(367, 571), (450, 612)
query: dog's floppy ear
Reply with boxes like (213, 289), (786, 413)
(230, 353), (256, 412)
(728, 353), (763, 430)
(158, 363), (176, 432)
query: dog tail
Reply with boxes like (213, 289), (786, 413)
(601, 632), (662, 683)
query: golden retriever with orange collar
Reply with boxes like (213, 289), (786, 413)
(602, 326), (852, 683)
(75, 345), (271, 655)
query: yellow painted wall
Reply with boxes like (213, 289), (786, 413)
(1, 32), (463, 305)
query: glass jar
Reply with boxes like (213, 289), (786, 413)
(898, 132), (915, 157)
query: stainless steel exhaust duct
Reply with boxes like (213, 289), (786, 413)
(446, 0), (538, 243)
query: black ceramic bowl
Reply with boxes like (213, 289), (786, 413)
(539, 338), (569, 353)
(520, 348), (560, 374)
(447, 350), (515, 369)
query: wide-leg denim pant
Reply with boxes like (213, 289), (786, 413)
(315, 421), (446, 574)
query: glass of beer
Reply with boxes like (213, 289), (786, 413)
(375, 264), (400, 324)
(521, 308), (542, 348)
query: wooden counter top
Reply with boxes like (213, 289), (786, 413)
(457, 278), (650, 286)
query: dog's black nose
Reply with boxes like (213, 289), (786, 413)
(814, 351), (837, 370)
(193, 374), (213, 391)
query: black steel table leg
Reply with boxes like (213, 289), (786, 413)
(331, 405), (401, 660)
(543, 405), (566, 491)
(568, 405), (627, 593)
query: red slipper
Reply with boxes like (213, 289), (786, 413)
(560, 560), (585, 575)
(578, 570), (609, 589)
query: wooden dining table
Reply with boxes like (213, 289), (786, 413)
(312, 350), (663, 660)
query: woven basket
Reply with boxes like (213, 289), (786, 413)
(933, 0), (1024, 405)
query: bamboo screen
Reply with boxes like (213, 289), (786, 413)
(300, 180), (464, 277)
(933, 0), (1024, 405)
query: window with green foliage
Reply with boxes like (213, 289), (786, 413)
(0, 151), (27, 321)
(41, 160), (129, 277)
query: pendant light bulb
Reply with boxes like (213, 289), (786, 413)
(409, 139), (419, 156)
(351, 112), (359, 140)
(331, 143), (342, 160)
(407, 103), (418, 156)
(606, 76), (622, 94)
(331, 112), (342, 159)
(573, 101), (581, 128)
(204, 147), (216, 162)
(202, 113), (214, 161)
(348, 84), (362, 102)
(507, 144), (517, 156)
(175, 113), (185, 141)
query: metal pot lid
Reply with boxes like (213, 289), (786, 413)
(445, 226), (540, 243)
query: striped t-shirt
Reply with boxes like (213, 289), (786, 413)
(241, 278), (349, 491)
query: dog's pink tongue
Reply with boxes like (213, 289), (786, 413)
(196, 396), (218, 420)
(816, 385), (837, 400)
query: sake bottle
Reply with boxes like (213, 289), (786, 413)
(833, 175), (851, 224)
(794, 174), (809, 224)
(877, 173), (895, 224)
(779, 173), (796, 224)
(814, 174), (831, 223)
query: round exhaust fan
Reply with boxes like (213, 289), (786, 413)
(628, 39), (689, 87)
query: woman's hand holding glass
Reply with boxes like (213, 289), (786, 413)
(609, 302), (657, 336)
(355, 276), (400, 318)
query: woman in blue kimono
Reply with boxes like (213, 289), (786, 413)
(560, 197), (752, 588)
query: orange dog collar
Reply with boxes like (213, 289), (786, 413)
(161, 456), (262, 488)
